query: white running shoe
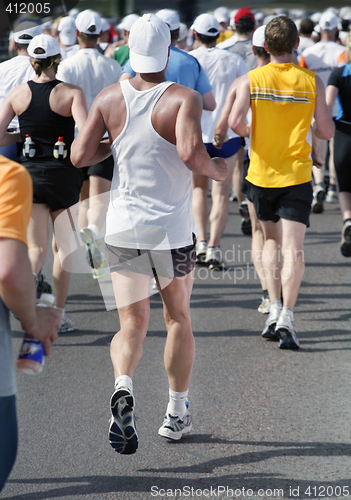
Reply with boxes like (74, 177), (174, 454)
(58, 309), (74, 334)
(158, 409), (192, 441)
(275, 314), (300, 350)
(196, 240), (208, 263)
(325, 189), (338, 204)
(80, 227), (108, 272)
(258, 297), (270, 314)
(109, 388), (138, 454)
(205, 246), (223, 269)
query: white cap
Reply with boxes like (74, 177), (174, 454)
(340, 7), (351, 21)
(310, 12), (322, 24)
(178, 22), (188, 41)
(13, 22), (43, 44)
(75, 10), (102, 35)
(58, 16), (77, 46)
(255, 11), (265, 23)
(252, 24), (266, 48)
(214, 7), (230, 24)
(27, 34), (61, 59)
(319, 10), (338, 31)
(69, 8), (79, 19)
(100, 18), (110, 32)
(156, 9), (180, 31)
(117, 13), (141, 32)
(129, 14), (171, 73)
(41, 19), (53, 31)
(191, 14), (220, 37)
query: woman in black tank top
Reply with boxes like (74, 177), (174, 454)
(0, 34), (88, 332)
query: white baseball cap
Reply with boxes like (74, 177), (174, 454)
(191, 14), (220, 37)
(319, 10), (338, 31)
(118, 13), (141, 32)
(156, 9), (180, 31)
(58, 16), (77, 46)
(129, 14), (171, 73)
(100, 18), (110, 33)
(13, 22), (43, 44)
(27, 34), (61, 59)
(75, 10), (102, 35)
(214, 7), (230, 24)
(252, 25), (266, 48)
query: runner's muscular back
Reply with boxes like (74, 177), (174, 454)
(97, 75), (203, 149)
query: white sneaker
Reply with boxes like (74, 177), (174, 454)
(158, 409), (192, 441)
(311, 184), (326, 214)
(205, 246), (223, 269)
(258, 297), (270, 314)
(58, 309), (74, 334)
(275, 314), (300, 350)
(196, 240), (207, 263)
(325, 189), (338, 203)
(109, 388), (138, 454)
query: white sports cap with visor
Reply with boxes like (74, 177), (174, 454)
(129, 14), (171, 74)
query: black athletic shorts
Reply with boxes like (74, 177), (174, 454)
(245, 180), (313, 226)
(106, 233), (197, 279)
(82, 155), (114, 181)
(25, 165), (83, 212)
(334, 125), (351, 193)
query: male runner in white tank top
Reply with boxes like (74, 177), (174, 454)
(71, 14), (227, 454)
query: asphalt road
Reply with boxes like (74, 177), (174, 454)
(2, 200), (351, 500)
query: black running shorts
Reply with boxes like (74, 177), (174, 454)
(106, 234), (197, 279)
(82, 155), (114, 182)
(245, 181), (313, 226)
(334, 126), (351, 193)
(25, 165), (83, 212)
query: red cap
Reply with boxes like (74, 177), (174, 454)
(235, 8), (255, 23)
(58, 136), (63, 142)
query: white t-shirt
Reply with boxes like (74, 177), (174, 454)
(217, 33), (239, 49)
(57, 48), (122, 110)
(297, 37), (314, 57)
(300, 41), (345, 116)
(0, 55), (35, 129)
(60, 44), (79, 60)
(190, 46), (249, 143)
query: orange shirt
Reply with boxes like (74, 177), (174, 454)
(0, 155), (32, 246)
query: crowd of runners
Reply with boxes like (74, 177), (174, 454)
(0, 3), (350, 490)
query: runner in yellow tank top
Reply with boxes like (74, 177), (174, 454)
(247, 62), (316, 188)
(229, 16), (334, 350)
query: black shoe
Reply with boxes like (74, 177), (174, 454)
(340, 221), (351, 257)
(36, 272), (52, 299)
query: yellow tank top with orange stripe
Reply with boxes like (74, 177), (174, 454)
(246, 62), (316, 188)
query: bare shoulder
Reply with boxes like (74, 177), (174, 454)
(166, 83), (202, 107)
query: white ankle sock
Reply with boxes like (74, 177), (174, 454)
(88, 224), (99, 239)
(166, 389), (188, 419)
(115, 375), (133, 394)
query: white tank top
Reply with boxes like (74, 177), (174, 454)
(105, 80), (197, 250)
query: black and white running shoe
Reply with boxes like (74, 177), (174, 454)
(109, 388), (138, 454)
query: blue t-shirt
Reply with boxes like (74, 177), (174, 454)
(123, 45), (212, 95)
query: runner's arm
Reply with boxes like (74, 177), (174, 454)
(313, 76), (334, 140)
(176, 90), (227, 182)
(71, 96), (111, 168)
(227, 75), (250, 138)
(0, 97), (21, 146)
